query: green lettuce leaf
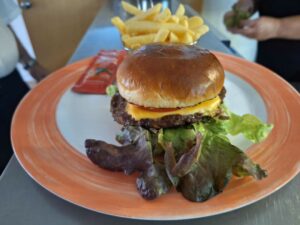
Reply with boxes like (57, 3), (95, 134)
(222, 112), (273, 143)
(105, 84), (118, 96)
(193, 119), (229, 141)
(194, 106), (273, 143)
(158, 127), (196, 158)
(177, 133), (267, 202)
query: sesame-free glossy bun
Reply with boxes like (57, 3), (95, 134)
(116, 44), (224, 108)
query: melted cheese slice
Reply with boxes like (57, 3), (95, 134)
(126, 96), (221, 120)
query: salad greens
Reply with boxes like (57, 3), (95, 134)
(193, 105), (273, 143)
(86, 105), (272, 202)
(137, 164), (172, 200)
(156, 109), (269, 201)
(85, 127), (153, 175)
(105, 84), (118, 97)
(177, 133), (266, 201)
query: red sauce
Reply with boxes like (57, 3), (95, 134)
(72, 50), (127, 94)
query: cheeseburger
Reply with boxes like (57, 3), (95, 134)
(112, 43), (226, 128)
(85, 43), (271, 202)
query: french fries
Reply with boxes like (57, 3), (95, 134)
(154, 8), (171, 22)
(123, 34), (156, 48)
(175, 4), (185, 17)
(182, 32), (194, 44)
(111, 1), (209, 49)
(154, 28), (169, 42)
(168, 15), (179, 24)
(125, 21), (161, 34)
(111, 17), (126, 34)
(169, 32), (179, 43)
(126, 3), (162, 22)
(179, 16), (188, 28)
(194, 25), (209, 39)
(188, 16), (204, 29)
(121, 1), (141, 15)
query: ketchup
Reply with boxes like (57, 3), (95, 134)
(72, 50), (127, 94)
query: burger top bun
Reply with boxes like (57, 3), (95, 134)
(117, 44), (225, 108)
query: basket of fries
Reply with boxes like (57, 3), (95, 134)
(111, 1), (209, 50)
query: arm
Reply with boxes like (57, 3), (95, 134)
(229, 15), (300, 41)
(8, 26), (49, 81)
(277, 16), (300, 40)
(14, 30), (34, 67)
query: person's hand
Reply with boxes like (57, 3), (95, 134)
(228, 16), (281, 41)
(224, 0), (255, 28)
(233, 0), (255, 12)
(28, 62), (49, 82)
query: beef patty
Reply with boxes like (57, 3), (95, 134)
(111, 88), (226, 129)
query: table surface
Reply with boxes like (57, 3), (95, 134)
(1, 1), (299, 224)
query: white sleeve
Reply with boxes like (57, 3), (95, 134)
(0, 0), (21, 25)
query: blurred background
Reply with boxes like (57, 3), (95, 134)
(9, 0), (257, 86)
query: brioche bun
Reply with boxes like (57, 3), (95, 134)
(116, 44), (224, 108)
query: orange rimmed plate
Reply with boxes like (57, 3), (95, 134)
(11, 52), (300, 220)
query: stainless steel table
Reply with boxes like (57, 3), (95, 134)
(1, 1), (299, 224)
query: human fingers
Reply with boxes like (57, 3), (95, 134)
(240, 19), (258, 28)
(227, 27), (242, 34)
(224, 11), (236, 29)
(237, 26), (257, 38)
